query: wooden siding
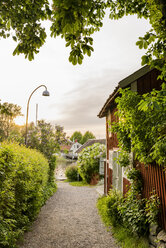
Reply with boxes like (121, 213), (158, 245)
(106, 107), (119, 150)
(137, 163), (166, 230)
(137, 69), (162, 95)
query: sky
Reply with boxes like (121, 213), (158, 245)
(0, 14), (151, 138)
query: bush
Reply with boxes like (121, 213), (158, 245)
(118, 193), (148, 236)
(97, 196), (149, 248)
(77, 143), (106, 183)
(65, 165), (79, 181)
(106, 190), (123, 227)
(0, 142), (56, 248)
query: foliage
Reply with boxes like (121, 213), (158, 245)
(145, 194), (160, 225)
(112, 83), (166, 166)
(0, 142), (56, 248)
(65, 164), (79, 182)
(70, 130), (96, 144)
(27, 121), (68, 159)
(0, 101), (22, 141)
(97, 196), (112, 227)
(98, 167), (160, 238)
(81, 131), (96, 144)
(1, 0), (166, 78)
(106, 190), (123, 227)
(97, 196), (149, 248)
(112, 225), (149, 248)
(126, 168), (143, 192)
(70, 131), (82, 144)
(77, 143), (106, 183)
(26, 121), (70, 183)
(118, 168), (148, 236)
(119, 192), (148, 236)
(116, 150), (131, 167)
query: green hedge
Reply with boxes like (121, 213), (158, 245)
(0, 142), (56, 248)
(65, 164), (80, 181)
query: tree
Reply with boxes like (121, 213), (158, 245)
(0, 101), (22, 141)
(27, 121), (69, 183)
(27, 120), (68, 158)
(0, 0), (165, 78)
(81, 131), (96, 144)
(70, 131), (83, 143)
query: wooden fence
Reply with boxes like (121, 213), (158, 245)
(137, 163), (166, 230)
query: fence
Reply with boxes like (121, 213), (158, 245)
(137, 163), (166, 230)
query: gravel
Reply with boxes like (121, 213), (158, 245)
(18, 182), (119, 248)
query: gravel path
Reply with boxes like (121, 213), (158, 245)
(18, 182), (119, 248)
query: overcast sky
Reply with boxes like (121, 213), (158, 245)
(0, 14), (150, 138)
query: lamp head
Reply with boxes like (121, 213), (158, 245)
(42, 90), (50, 96)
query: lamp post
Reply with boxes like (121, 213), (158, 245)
(25, 85), (50, 145)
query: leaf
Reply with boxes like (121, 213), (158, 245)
(78, 56), (82, 65)
(141, 55), (149, 66)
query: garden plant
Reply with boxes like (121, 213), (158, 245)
(77, 143), (106, 184)
(0, 142), (57, 248)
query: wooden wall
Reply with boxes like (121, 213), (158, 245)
(137, 163), (166, 230)
(137, 69), (162, 95)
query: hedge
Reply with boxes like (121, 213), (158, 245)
(0, 142), (56, 248)
(65, 164), (79, 181)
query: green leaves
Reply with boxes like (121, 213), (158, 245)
(113, 84), (166, 166)
(0, 142), (56, 248)
(77, 143), (106, 183)
(0, 0), (165, 75)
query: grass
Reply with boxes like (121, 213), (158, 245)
(69, 181), (90, 187)
(63, 180), (93, 187)
(97, 196), (149, 248)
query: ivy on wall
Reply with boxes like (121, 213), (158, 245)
(112, 83), (166, 166)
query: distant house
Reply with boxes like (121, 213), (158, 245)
(65, 141), (82, 159)
(60, 144), (72, 154)
(76, 139), (106, 154)
(98, 65), (166, 229)
(70, 141), (82, 153)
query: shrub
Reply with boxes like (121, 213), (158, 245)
(118, 193), (148, 236)
(77, 143), (106, 183)
(97, 196), (149, 248)
(106, 190), (123, 227)
(0, 142), (56, 248)
(65, 165), (79, 181)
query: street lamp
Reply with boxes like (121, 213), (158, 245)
(25, 85), (50, 145)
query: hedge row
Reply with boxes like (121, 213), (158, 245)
(0, 142), (56, 248)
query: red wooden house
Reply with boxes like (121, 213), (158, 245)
(98, 65), (166, 229)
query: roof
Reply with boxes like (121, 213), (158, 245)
(60, 144), (72, 151)
(76, 139), (106, 153)
(119, 65), (152, 88)
(98, 85), (120, 118)
(98, 65), (152, 118)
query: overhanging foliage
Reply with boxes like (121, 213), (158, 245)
(0, 0), (165, 78)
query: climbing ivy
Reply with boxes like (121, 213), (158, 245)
(112, 83), (166, 166)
